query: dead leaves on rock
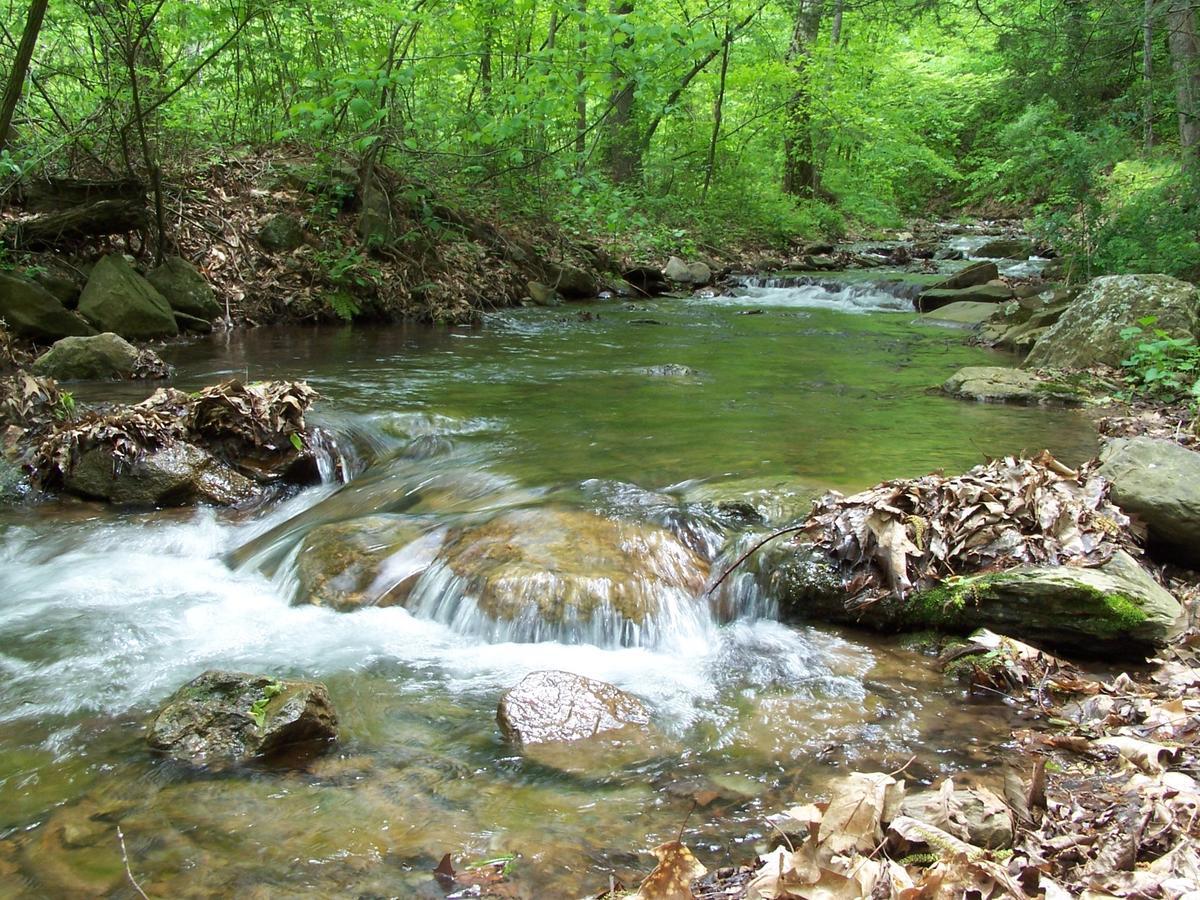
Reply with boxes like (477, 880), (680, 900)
(188, 379), (317, 451)
(801, 451), (1136, 603)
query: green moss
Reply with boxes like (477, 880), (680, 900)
(1085, 590), (1148, 635)
(904, 574), (991, 627)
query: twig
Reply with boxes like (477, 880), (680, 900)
(705, 523), (810, 596)
(116, 825), (150, 900)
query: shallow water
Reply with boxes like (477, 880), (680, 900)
(0, 286), (1095, 896)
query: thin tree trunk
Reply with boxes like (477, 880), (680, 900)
(830, 0), (843, 46)
(782, 0), (823, 198)
(1145, 0), (1156, 149)
(1167, 0), (1200, 166)
(575, 1), (588, 169)
(0, 0), (49, 155)
(702, 27), (730, 200)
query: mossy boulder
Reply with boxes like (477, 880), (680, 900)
(1025, 274), (1200, 370)
(77, 254), (178, 339)
(31, 332), (144, 381)
(770, 547), (1180, 659)
(258, 213), (304, 253)
(295, 515), (433, 611)
(146, 256), (222, 320)
(427, 508), (709, 642)
(147, 670), (338, 767)
(920, 301), (1000, 326)
(527, 281), (562, 306)
(941, 366), (1090, 406)
(65, 442), (258, 507)
(1099, 437), (1200, 566)
(0, 272), (95, 341)
(544, 262), (598, 298)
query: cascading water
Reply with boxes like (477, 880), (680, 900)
(0, 293), (1100, 896)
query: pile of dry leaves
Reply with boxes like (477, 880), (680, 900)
(16, 378), (318, 488)
(799, 451), (1136, 601)
(1098, 408), (1200, 450)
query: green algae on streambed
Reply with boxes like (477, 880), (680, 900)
(0, 292), (1098, 896)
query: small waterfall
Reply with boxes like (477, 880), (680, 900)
(721, 275), (917, 312)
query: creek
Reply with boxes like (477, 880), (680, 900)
(0, 276), (1097, 896)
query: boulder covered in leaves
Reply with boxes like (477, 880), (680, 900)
(768, 453), (1182, 657)
(31, 332), (168, 381)
(77, 254), (179, 340)
(147, 670), (338, 767)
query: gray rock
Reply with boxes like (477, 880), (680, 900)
(27, 258), (86, 309)
(638, 363), (699, 377)
(0, 272), (96, 341)
(496, 670), (649, 745)
(147, 670), (338, 767)
(527, 281), (561, 307)
(771, 548), (1181, 659)
(258, 213), (304, 253)
(1099, 437), (1200, 566)
(917, 284), (1013, 311)
(975, 238), (1034, 260)
(31, 333), (143, 381)
(146, 257), (222, 320)
(931, 261), (999, 291)
(295, 515), (432, 611)
(663, 256), (711, 285)
(941, 366), (1089, 406)
(921, 301), (1002, 326)
(0, 456), (26, 503)
(544, 262), (598, 298)
(1025, 275), (1200, 370)
(66, 442), (258, 507)
(77, 255), (178, 340)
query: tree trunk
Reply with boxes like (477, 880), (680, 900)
(606, 1), (639, 184)
(830, 0), (844, 46)
(702, 28), (731, 200)
(1145, 0), (1156, 149)
(1167, 0), (1200, 166)
(0, 0), (49, 155)
(576, 1), (588, 166)
(782, 0), (823, 198)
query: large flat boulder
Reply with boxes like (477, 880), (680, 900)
(921, 301), (999, 326)
(1025, 275), (1199, 370)
(66, 442), (257, 507)
(931, 261), (999, 291)
(771, 548), (1180, 659)
(147, 670), (338, 767)
(941, 366), (1089, 405)
(146, 256), (222, 320)
(497, 670), (649, 745)
(0, 272), (95, 341)
(31, 332), (146, 381)
(1099, 437), (1200, 566)
(975, 237), (1034, 260)
(77, 254), (179, 339)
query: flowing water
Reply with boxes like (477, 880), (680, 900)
(0, 283), (1097, 897)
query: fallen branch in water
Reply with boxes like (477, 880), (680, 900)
(705, 523), (809, 596)
(117, 825), (150, 900)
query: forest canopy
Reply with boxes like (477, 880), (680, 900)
(0, 0), (1198, 277)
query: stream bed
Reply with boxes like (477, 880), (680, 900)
(0, 283), (1098, 897)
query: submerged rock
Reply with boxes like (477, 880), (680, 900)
(31, 332), (160, 381)
(426, 507), (709, 643)
(771, 548), (1180, 658)
(66, 442), (258, 507)
(637, 363), (699, 377)
(148, 670), (338, 766)
(295, 515), (434, 611)
(1025, 275), (1200, 370)
(941, 366), (1089, 406)
(77, 254), (178, 339)
(1099, 437), (1200, 566)
(497, 670), (650, 745)
(0, 272), (95, 341)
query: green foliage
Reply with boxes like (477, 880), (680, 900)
(1118, 317), (1200, 406)
(249, 680), (283, 729)
(53, 392), (76, 421)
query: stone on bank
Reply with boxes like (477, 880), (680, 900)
(1099, 437), (1200, 567)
